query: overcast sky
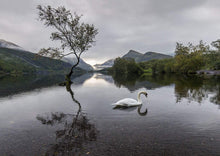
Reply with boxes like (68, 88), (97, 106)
(0, 0), (220, 65)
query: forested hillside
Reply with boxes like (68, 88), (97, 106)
(0, 47), (83, 76)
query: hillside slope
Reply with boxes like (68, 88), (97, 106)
(0, 39), (24, 51)
(0, 47), (84, 75)
(0, 49), (36, 75)
(0, 39), (93, 76)
(122, 50), (143, 61)
(62, 57), (93, 71)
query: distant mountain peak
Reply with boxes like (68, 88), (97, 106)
(95, 50), (172, 70)
(94, 59), (115, 70)
(0, 39), (19, 47)
(123, 50), (142, 60)
(0, 39), (24, 51)
(144, 51), (156, 54)
(127, 49), (142, 55)
(123, 50), (172, 62)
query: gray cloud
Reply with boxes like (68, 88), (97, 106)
(0, 0), (220, 64)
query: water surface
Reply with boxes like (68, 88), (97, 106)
(0, 74), (219, 155)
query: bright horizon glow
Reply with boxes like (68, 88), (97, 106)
(83, 74), (111, 87)
(83, 58), (108, 66)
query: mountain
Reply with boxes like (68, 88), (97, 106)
(94, 59), (115, 70)
(0, 39), (24, 51)
(0, 41), (86, 76)
(62, 57), (93, 71)
(140, 51), (172, 62)
(0, 39), (94, 76)
(0, 48), (36, 75)
(95, 50), (172, 70)
(122, 50), (143, 61)
(0, 47), (81, 75)
(122, 50), (172, 62)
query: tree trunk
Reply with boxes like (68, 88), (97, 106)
(65, 57), (80, 82)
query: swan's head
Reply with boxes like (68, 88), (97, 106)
(139, 91), (148, 97)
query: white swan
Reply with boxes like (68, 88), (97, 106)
(112, 91), (148, 107)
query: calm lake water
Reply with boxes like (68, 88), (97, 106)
(0, 73), (219, 156)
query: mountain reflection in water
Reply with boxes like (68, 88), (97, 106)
(0, 73), (93, 98)
(0, 73), (219, 155)
(1, 73), (219, 106)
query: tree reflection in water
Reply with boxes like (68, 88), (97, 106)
(174, 75), (220, 106)
(36, 81), (98, 155)
(110, 74), (220, 106)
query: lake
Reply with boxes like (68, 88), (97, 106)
(0, 73), (219, 156)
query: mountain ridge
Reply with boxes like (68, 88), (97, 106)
(95, 50), (172, 69)
(0, 39), (24, 51)
(94, 59), (115, 70)
(0, 47), (76, 75)
(122, 50), (143, 60)
(0, 39), (93, 75)
(122, 50), (172, 62)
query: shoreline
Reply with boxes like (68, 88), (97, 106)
(197, 70), (220, 75)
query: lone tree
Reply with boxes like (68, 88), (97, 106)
(37, 5), (98, 80)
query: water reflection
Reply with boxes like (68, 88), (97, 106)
(112, 91), (148, 116)
(36, 81), (98, 155)
(174, 75), (220, 105)
(113, 105), (148, 116)
(0, 75), (64, 97)
(0, 73), (219, 155)
(105, 74), (220, 106)
(96, 74), (174, 91)
(1, 72), (219, 107)
(0, 73), (93, 98)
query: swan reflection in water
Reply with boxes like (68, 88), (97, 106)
(113, 105), (148, 116)
(36, 81), (98, 155)
(112, 91), (148, 116)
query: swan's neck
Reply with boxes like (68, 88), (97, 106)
(137, 92), (142, 103)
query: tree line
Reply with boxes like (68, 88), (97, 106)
(110, 39), (220, 76)
(141, 39), (220, 74)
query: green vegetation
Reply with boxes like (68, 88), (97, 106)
(0, 47), (85, 76)
(0, 50), (36, 76)
(139, 39), (220, 75)
(109, 57), (144, 79)
(109, 39), (220, 77)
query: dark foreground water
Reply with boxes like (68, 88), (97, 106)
(0, 74), (219, 156)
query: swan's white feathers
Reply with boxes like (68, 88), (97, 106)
(112, 98), (141, 106)
(112, 91), (147, 107)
